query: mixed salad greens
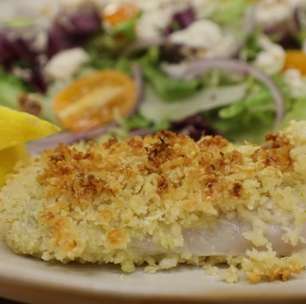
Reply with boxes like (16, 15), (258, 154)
(1, 0), (306, 143)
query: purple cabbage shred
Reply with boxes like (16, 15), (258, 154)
(0, 33), (16, 68)
(0, 31), (47, 92)
(264, 7), (306, 49)
(170, 114), (218, 141)
(47, 6), (101, 58)
(164, 7), (196, 35)
(159, 43), (186, 63)
(0, 5), (102, 93)
(30, 67), (48, 93)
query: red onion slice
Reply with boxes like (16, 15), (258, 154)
(233, 6), (256, 55)
(130, 63), (144, 115)
(27, 125), (152, 155)
(164, 59), (285, 127)
(27, 124), (115, 154)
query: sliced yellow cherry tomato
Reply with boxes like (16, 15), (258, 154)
(0, 106), (59, 186)
(103, 3), (139, 27)
(284, 51), (306, 75)
(53, 70), (137, 132)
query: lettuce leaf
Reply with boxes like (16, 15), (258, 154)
(210, 77), (292, 143)
(0, 69), (26, 109)
(139, 48), (200, 101)
(110, 16), (139, 41)
(140, 84), (247, 122)
(283, 97), (306, 125)
(142, 63), (200, 101)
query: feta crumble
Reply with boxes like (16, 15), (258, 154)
(136, 0), (189, 42)
(255, 0), (303, 28)
(255, 36), (285, 75)
(44, 48), (89, 81)
(284, 69), (306, 98)
(169, 19), (236, 58)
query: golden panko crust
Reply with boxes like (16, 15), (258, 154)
(1, 121), (306, 282)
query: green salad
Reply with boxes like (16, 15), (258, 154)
(1, 0), (306, 143)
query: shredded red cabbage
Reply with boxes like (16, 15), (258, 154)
(0, 32), (16, 68)
(29, 66), (48, 93)
(0, 5), (102, 93)
(170, 114), (218, 141)
(264, 20), (300, 49)
(159, 43), (187, 63)
(164, 7), (196, 35)
(0, 32), (36, 67)
(0, 31), (47, 92)
(262, 5), (306, 49)
(47, 6), (101, 58)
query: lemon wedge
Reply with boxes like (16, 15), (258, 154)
(0, 106), (59, 186)
(0, 145), (27, 186)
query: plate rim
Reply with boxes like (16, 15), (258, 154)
(1, 255), (306, 303)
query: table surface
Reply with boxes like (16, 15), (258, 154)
(0, 299), (19, 304)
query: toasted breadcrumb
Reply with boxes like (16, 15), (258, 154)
(242, 248), (305, 283)
(1, 121), (306, 282)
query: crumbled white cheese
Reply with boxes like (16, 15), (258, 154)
(135, 0), (184, 12)
(135, 0), (216, 43)
(255, 36), (285, 75)
(44, 48), (89, 81)
(169, 19), (221, 49)
(109, 0), (215, 18)
(123, 0), (189, 12)
(161, 62), (190, 79)
(169, 19), (236, 58)
(284, 69), (306, 98)
(136, 8), (173, 42)
(209, 34), (236, 59)
(255, 0), (303, 27)
(136, 0), (196, 42)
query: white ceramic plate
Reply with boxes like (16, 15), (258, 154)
(1, 1), (306, 303)
(0, 240), (306, 304)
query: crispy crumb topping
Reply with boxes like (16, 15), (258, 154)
(34, 130), (298, 252)
(242, 249), (304, 283)
(2, 121), (306, 282)
(252, 133), (292, 170)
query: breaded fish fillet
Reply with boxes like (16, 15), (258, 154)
(2, 121), (306, 283)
